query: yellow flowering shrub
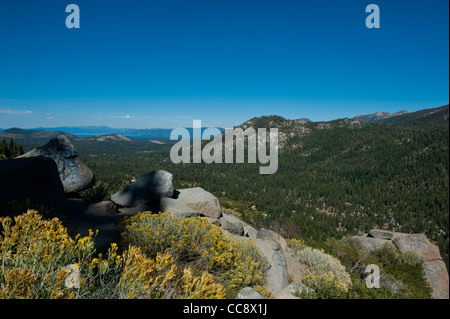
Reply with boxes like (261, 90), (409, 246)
(119, 245), (177, 299)
(0, 268), (38, 299)
(288, 238), (307, 252)
(0, 210), (166, 299)
(0, 210), (101, 298)
(121, 212), (268, 296)
(180, 268), (226, 299)
(301, 271), (350, 299)
(1, 210), (267, 299)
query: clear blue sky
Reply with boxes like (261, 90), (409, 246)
(0, 0), (448, 129)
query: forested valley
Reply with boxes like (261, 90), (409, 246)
(14, 110), (449, 271)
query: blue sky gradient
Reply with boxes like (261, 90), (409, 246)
(0, 0), (448, 129)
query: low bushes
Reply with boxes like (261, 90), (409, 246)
(292, 246), (352, 298)
(295, 237), (432, 299)
(79, 180), (111, 203)
(1, 210), (268, 299)
(120, 212), (269, 298)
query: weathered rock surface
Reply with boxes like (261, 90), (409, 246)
(349, 235), (396, 253)
(117, 201), (154, 216)
(86, 201), (119, 215)
(235, 287), (265, 299)
(273, 283), (301, 299)
(368, 229), (401, 241)
(111, 170), (174, 207)
(253, 238), (289, 294)
(159, 197), (200, 218)
(283, 247), (307, 287)
(257, 228), (288, 252)
(220, 213), (245, 236)
(18, 135), (94, 193)
(243, 224), (258, 239)
(393, 234), (441, 261)
(176, 187), (222, 219)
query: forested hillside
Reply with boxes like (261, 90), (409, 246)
(17, 106), (450, 271)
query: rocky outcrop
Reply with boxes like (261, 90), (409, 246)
(0, 157), (67, 211)
(235, 287), (265, 299)
(175, 187), (222, 219)
(158, 197), (200, 218)
(18, 135), (94, 193)
(272, 283), (301, 299)
(253, 237), (289, 294)
(257, 228), (288, 252)
(349, 235), (397, 253)
(111, 170), (174, 207)
(352, 230), (449, 299)
(85, 201), (119, 215)
(220, 213), (245, 236)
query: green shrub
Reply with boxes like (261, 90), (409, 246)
(296, 246), (352, 289)
(400, 251), (426, 265)
(384, 263), (432, 299)
(297, 237), (433, 299)
(80, 181), (111, 203)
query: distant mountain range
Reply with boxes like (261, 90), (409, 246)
(31, 126), (178, 138)
(0, 127), (226, 141)
(0, 105), (447, 141)
(0, 128), (79, 141)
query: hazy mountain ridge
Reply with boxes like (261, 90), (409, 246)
(0, 126), (227, 141)
(1, 105), (447, 142)
(352, 105), (449, 125)
(0, 128), (78, 141)
(33, 126), (176, 138)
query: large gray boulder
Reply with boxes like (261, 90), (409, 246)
(273, 283), (301, 299)
(220, 213), (245, 236)
(86, 201), (118, 215)
(111, 170), (174, 207)
(176, 187), (222, 219)
(368, 229), (400, 241)
(348, 235), (396, 253)
(257, 228), (288, 252)
(235, 287), (265, 299)
(18, 135), (94, 193)
(0, 157), (67, 211)
(159, 197), (200, 218)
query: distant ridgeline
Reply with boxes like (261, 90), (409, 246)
(0, 126), (226, 139)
